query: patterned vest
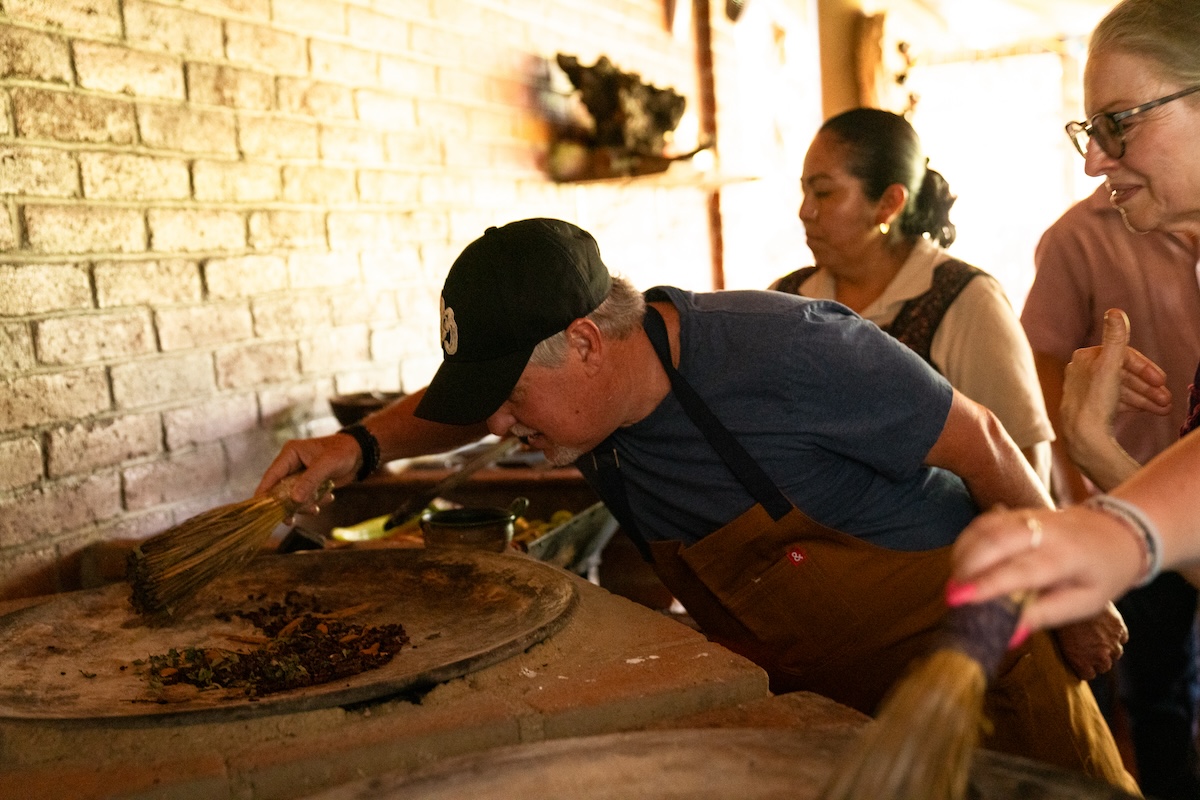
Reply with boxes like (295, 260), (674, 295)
(772, 258), (984, 371)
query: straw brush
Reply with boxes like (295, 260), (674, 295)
(818, 593), (1029, 800)
(127, 476), (332, 616)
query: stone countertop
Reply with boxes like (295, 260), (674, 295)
(0, 560), (774, 800)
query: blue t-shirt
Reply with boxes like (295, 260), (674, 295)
(597, 286), (977, 551)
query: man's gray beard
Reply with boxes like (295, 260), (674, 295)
(544, 445), (585, 467)
(508, 425), (584, 467)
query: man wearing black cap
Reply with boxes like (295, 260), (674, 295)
(257, 217), (1134, 791)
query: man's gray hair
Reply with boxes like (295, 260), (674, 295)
(529, 275), (645, 367)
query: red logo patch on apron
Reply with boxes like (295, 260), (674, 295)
(787, 547), (806, 566)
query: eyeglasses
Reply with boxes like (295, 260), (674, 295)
(1065, 84), (1200, 159)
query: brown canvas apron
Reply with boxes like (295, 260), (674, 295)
(583, 302), (1137, 794)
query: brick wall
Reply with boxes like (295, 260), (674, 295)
(0, 0), (818, 598)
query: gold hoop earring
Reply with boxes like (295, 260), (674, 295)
(879, 222), (890, 235)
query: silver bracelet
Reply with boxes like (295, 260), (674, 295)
(1084, 494), (1163, 588)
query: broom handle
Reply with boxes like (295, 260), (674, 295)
(942, 591), (1033, 680)
(267, 475), (335, 515)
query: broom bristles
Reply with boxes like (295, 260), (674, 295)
(127, 478), (330, 616)
(818, 648), (987, 800)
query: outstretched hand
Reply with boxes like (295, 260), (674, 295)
(948, 505), (1148, 635)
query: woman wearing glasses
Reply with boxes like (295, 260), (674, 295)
(949, 0), (1200, 651)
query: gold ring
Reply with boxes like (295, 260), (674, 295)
(1025, 516), (1043, 550)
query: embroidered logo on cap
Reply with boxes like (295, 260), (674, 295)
(787, 547), (806, 566)
(440, 297), (458, 355)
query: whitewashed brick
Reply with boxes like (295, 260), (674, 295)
(214, 341), (299, 389)
(361, 246), (426, 288)
(193, 159), (281, 203)
(36, 309), (155, 365)
(73, 41), (185, 100)
(358, 169), (420, 204)
(0, 472), (122, 548)
(419, 174), (474, 206)
(0, 263), (92, 316)
(0, 205), (12, 251)
(346, 7), (411, 52)
(355, 90), (417, 130)
(224, 21), (307, 74)
(46, 413), (162, 477)
(0, 436), (42, 490)
(138, 103), (238, 155)
(149, 208), (246, 252)
(0, 145), (79, 197)
(163, 393), (257, 449)
(203, 255), (288, 298)
(186, 62), (274, 110)
(187, 0), (269, 19)
(80, 151), (190, 200)
(0, 323), (36, 374)
(309, 40), (377, 85)
(124, 0), (225, 58)
(282, 165), (356, 205)
(378, 58), (437, 96)
(300, 323), (369, 374)
(110, 352), (215, 409)
(369, 325), (405, 363)
(155, 302), (253, 350)
(0, 368), (111, 432)
(4, 0), (122, 38)
(258, 379), (333, 427)
(287, 252), (359, 289)
(0, 26), (72, 82)
(122, 444), (226, 511)
(238, 116), (319, 160)
(273, 0), (345, 33)
(278, 79), (356, 120)
(248, 210), (326, 250)
(95, 259), (202, 307)
(11, 87), (138, 145)
(251, 293), (330, 338)
(25, 205), (146, 255)
(383, 129), (442, 165)
(329, 287), (398, 326)
(318, 125), (384, 163)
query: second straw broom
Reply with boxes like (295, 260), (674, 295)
(817, 593), (1029, 800)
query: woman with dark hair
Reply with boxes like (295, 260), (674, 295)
(772, 108), (1053, 487)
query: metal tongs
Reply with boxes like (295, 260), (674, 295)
(328, 437), (523, 543)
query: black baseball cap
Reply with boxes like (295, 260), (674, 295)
(413, 218), (613, 425)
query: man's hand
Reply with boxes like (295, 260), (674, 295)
(1051, 602), (1128, 681)
(255, 433), (362, 516)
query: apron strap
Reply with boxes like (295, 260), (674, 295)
(579, 298), (794, 562)
(641, 305), (793, 521)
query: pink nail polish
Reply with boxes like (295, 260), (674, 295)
(945, 580), (977, 607)
(1008, 624), (1030, 650)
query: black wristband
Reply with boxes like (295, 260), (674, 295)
(339, 423), (381, 482)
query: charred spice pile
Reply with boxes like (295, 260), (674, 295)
(138, 591), (410, 698)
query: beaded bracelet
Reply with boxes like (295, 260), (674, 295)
(1083, 494), (1163, 588)
(339, 423), (382, 482)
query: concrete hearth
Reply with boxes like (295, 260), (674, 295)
(0, 563), (814, 800)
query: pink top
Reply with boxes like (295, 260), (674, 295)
(1022, 184), (1200, 464)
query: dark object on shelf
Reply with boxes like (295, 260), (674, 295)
(328, 391), (405, 427)
(557, 53), (686, 156)
(550, 54), (706, 183)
